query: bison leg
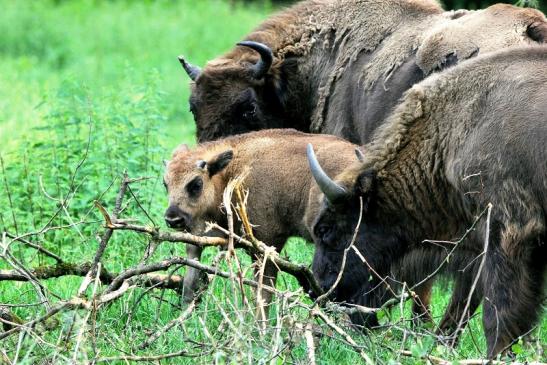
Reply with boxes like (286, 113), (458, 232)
(411, 279), (433, 325)
(436, 270), (482, 347)
(182, 244), (205, 303)
(482, 232), (545, 358)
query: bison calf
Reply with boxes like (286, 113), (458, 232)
(164, 129), (461, 324)
(163, 129), (361, 316)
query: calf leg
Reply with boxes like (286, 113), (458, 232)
(182, 244), (205, 303)
(254, 256), (279, 323)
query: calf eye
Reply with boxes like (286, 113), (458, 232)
(186, 177), (203, 197)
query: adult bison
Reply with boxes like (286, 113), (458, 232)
(307, 46), (547, 358)
(179, 0), (547, 143)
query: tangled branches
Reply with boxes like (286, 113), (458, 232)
(1, 173), (545, 364)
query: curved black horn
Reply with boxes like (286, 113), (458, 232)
(236, 41), (273, 79)
(178, 55), (201, 81)
(306, 144), (348, 203)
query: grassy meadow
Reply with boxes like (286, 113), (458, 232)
(0, 0), (545, 364)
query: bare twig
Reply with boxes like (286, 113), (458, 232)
(399, 350), (547, 365)
(304, 321), (316, 365)
(315, 197), (364, 305)
(311, 305), (374, 365)
(95, 349), (200, 362)
(138, 299), (197, 349)
(79, 172), (130, 295)
(451, 203), (493, 348)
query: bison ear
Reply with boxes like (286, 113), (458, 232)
(207, 150), (233, 177)
(356, 169), (377, 199)
(172, 144), (190, 158)
(264, 56), (298, 110)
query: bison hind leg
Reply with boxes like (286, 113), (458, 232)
(482, 227), (545, 358)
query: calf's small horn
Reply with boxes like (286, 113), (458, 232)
(236, 41), (273, 79)
(306, 144), (348, 203)
(178, 55), (201, 81)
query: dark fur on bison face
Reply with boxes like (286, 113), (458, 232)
(180, 42), (298, 142)
(307, 146), (403, 327)
(311, 187), (405, 328)
(189, 68), (285, 142)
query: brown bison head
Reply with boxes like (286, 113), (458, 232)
(180, 42), (291, 142)
(163, 144), (234, 233)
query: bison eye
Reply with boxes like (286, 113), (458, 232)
(315, 224), (334, 243)
(186, 177), (203, 198)
(189, 101), (198, 119)
(163, 179), (168, 192)
(242, 104), (256, 120)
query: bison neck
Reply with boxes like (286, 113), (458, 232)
(244, 0), (443, 142)
(283, 0), (441, 143)
(372, 129), (476, 255)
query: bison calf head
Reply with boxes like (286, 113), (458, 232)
(163, 144), (233, 233)
(180, 42), (289, 142)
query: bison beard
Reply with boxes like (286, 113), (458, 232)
(308, 46), (547, 358)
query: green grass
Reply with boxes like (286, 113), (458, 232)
(0, 0), (545, 364)
(0, 0), (273, 152)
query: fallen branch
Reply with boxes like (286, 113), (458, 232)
(94, 202), (324, 297)
(95, 349), (203, 363)
(0, 298), (89, 341)
(399, 350), (547, 365)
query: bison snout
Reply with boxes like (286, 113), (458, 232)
(164, 205), (191, 230)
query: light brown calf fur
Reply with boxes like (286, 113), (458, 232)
(163, 129), (357, 314)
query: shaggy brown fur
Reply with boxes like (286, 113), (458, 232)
(309, 46), (547, 358)
(183, 0), (547, 143)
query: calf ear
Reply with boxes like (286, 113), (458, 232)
(172, 144), (189, 158)
(207, 150), (233, 177)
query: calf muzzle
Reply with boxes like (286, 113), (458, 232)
(164, 205), (191, 230)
